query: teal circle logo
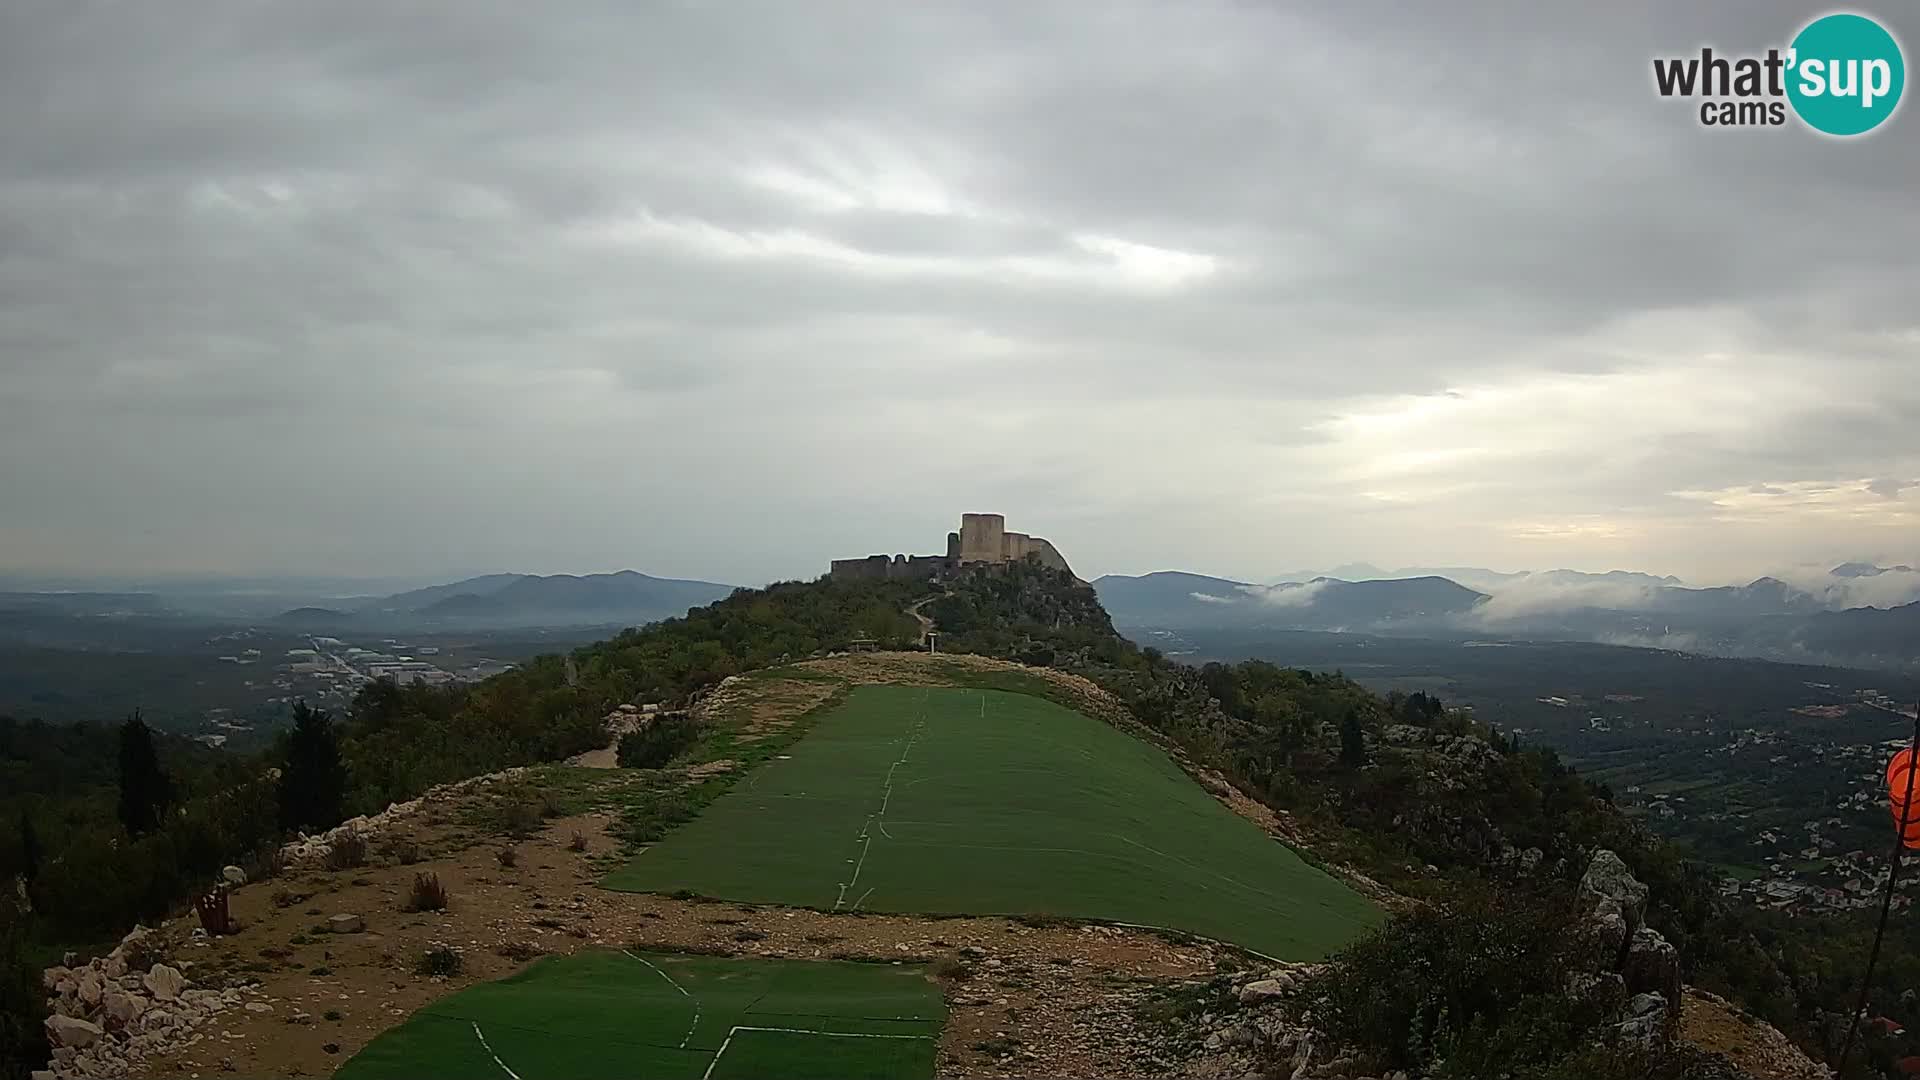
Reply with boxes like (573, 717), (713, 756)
(1787, 13), (1905, 136)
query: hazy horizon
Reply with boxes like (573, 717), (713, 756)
(8, 552), (1920, 601)
(3, 3), (1915, 588)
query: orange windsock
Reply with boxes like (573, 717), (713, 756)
(1887, 749), (1920, 848)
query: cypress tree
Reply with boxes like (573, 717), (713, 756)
(116, 711), (172, 836)
(1339, 708), (1367, 768)
(278, 702), (348, 834)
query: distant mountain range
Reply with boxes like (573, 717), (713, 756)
(1095, 564), (1920, 671)
(1299, 565), (1686, 592)
(1092, 572), (1487, 631)
(272, 571), (737, 629)
(1832, 561), (1915, 578)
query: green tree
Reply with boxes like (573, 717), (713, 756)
(115, 711), (172, 837)
(1340, 708), (1366, 768)
(617, 716), (701, 769)
(278, 702), (347, 834)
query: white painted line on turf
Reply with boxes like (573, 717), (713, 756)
(701, 1025), (934, 1080)
(853, 886), (875, 910)
(623, 950), (701, 1049)
(844, 832), (874, 898)
(471, 1021), (523, 1080)
(833, 815), (875, 910)
(835, 700), (927, 910)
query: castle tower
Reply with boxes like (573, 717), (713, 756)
(957, 513), (1006, 564)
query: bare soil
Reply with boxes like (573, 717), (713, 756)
(1680, 988), (1829, 1080)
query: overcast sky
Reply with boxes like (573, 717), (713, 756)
(3, 2), (1916, 588)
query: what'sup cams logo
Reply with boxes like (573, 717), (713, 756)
(1653, 11), (1905, 135)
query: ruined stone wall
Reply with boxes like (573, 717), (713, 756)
(830, 555), (893, 582)
(903, 555), (947, 579)
(830, 554), (947, 582)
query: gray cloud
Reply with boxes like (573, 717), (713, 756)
(2, 1), (1917, 585)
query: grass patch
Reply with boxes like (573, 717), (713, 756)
(605, 685), (1380, 960)
(336, 949), (946, 1080)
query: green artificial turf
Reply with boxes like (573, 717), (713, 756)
(334, 949), (944, 1080)
(604, 685), (1380, 959)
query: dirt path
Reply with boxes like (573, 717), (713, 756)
(906, 593), (944, 643)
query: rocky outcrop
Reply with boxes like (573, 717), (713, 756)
(141, 963), (184, 1002)
(39, 924), (273, 1080)
(1581, 850), (1682, 1046)
(43, 1016), (101, 1050)
(1580, 848), (1650, 929)
(1624, 926), (1682, 1006)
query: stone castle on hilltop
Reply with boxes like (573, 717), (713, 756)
(829, 513), (1074, 582)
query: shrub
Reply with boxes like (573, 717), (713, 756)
(384, 838), (421, 866)
(568, 831), (588, 852)
(414, 944), (463, 978)
(404, 873), (449, 913)
(931, 956), (973, 981)
(732, 928), (767, 943)
(1310, 884), (1622, 1077)
(501, 799), (542, 838)
(495, 847), (517, 869)
(323, 1010), (343, 1022)
(617, 716), (702, 770)
(323, 834), (367, 872)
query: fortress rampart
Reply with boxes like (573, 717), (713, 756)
(828, 513), (1072, 581)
